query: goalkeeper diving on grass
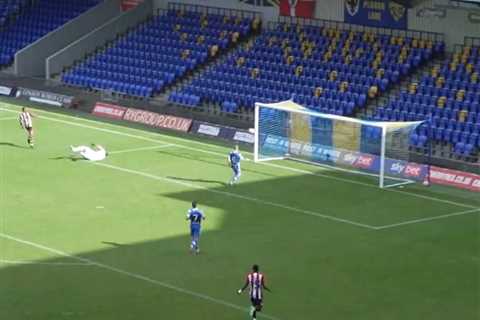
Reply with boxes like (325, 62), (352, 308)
(228, 145), (246, 185)
(70, 144), (107, 161)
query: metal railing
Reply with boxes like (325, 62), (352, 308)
(451, 36), (480, 54)
(271, 15), (445, 42)
(167, 2), (262, 20)
(464, 36), (480, 47)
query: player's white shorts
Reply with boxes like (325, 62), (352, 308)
(71, 145), (106, 161)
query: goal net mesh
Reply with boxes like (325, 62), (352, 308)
(254, 100), (426, 188)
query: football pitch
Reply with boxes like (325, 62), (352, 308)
(0, 102), (479, 320)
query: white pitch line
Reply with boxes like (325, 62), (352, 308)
(92, 161), (377, 230)
(109, 144), (174, 155)
(0, 259), (93, 266)
(373, 208), (480, 230)
(0, 116), (16, 121)
(0, 232), (281, 320)
(0, 105), (477, 211)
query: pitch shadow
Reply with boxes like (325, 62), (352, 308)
(0, 142), (29, 149)
(49, 155), (84, 162)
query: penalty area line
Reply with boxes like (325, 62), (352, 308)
(373, 208), (480, 230)
(0, 232), (281, 320)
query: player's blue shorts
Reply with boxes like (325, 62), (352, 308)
(190, 224), (201, 239)
(231, 164), (241, 177)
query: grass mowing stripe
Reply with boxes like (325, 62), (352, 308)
(0, 104), (476, 210)
(0, 117), (16, 121)
(0, 232), (281, 320)
(92, 161), (377, 229)
(373, 208), (480, 230)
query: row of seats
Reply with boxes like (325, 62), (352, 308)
(177, 76), (364, 111)
(420, 76), (480, 92)
(267, 23), (445, 53)
(410, 128), (479, 156)
(399, 88), (480, 104)
(376, 104), (479, 123)
(244, 46), (417, 77)
(103, 47), (206, 65)
(162, 10), (252, 34)
(218, 63), (390, 91)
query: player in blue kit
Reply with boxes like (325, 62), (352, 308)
(228, 145), (245, 185)
(186, 201), (205, 254)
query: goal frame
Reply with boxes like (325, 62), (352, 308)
(254, 101), (422, 189)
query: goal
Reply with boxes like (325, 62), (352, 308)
(254, 100), (427, 188)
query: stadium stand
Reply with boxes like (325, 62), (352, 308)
(170, 21), (444, 116)
(61, 9), (256, 98)
(0, 0), (101, 67)
(372, 45), (480, 160)
(0, 0), (28, 28)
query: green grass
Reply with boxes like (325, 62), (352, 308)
(0, 102), (479, 320)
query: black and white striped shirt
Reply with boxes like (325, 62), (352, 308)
(19, 112), (33, 129)
(247, 272), (265, 300)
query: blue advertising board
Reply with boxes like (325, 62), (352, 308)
(344, 0), (408, 30)
(261, 134), (428, 181)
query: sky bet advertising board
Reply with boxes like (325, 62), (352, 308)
(344, 0), (408, 29)
(261, 134), (428, 181)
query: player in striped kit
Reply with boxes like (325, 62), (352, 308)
(18, 107), (35, 147)
(237, 264), (271, 320)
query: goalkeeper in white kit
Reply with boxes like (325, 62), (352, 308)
(71, 143), (107, 161)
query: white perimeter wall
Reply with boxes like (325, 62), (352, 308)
(153, 0), (278, 23)
(151, 0), (480, 49)
(408, 0), (480, 49)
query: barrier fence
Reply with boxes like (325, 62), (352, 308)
(273, 15), (445, 42)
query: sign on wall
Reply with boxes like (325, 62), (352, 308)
(344, 0), (407, 29)
(121, 0), (142, 11)
(280, 0), (316, 18)
(16, 87), (74, 108)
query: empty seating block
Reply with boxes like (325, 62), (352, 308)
(372, 46), (480, 158)
(62, 10), (254, 98)
(0, 0), (100, 66)
(174, 22), (443, 115)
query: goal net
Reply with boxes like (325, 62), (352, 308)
(254, 100), (427, 188)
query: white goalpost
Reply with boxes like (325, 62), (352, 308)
(254, 100), (426, 188)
